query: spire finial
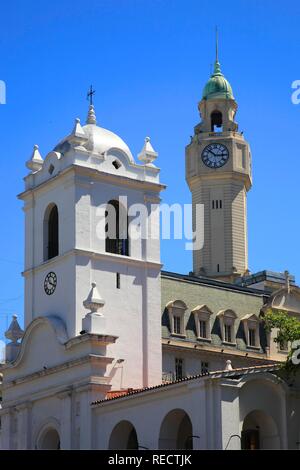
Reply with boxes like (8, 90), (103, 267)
(212, 27), (222, 76)
(86, 85), (97, 125)
(216, 26), (218, 63)
(87, 85), (96, 106)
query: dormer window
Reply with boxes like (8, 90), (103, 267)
(173, 316), (182, 334)
(217, 309), (237, 345)
(241, 314), (260, 349)
(224, 324), (232, 343)
(166, 300), (187, 337)
(192, 304), (213, 341)
(199, 320), (207, 338)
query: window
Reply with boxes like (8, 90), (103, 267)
(44, 204), (59, 261)
(242, 314), (260, 349)
(48, 164), (55, 175)
(224, 324), (232, 343)
(192, 304), (212, 341)
(116, 273), (120, 289)
(166, 300), (187, 337)
(249, 328), (256, 347)
(112, 160), (121, 169)
(173, 316), (182, 335)
(212, 200), (223, 210)
(201, 361), (209, 374)
(217, 310), (237, 344)
(175, 358), (184, 380)
(199, 320), (207, 339)
(105, 200), (129, 256)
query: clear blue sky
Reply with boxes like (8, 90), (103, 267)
(0, 0), (300, 334)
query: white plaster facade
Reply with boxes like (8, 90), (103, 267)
(91, 366), (298, 451)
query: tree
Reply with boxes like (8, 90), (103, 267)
(263, 308), (300, 373)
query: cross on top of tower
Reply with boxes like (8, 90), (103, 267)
(87, 85), (96, 106)
(86, 85), (97, 125)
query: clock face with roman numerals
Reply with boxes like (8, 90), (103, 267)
(201, 143), (229, 169)
(44, 272), (57, 295)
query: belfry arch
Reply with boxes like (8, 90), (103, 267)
(211, 110), (223, 131)
(43, 203), (59, 261)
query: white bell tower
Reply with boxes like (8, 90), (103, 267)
(19, 102), (164, 389)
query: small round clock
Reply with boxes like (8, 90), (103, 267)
(201, 143), (229, 169)
(44, 272), (57, 295)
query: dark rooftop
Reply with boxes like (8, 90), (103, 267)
(161, 270), (269, 297)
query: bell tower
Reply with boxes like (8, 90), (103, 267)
(186, 42), (252, 282)
(19, 103), (164, 389)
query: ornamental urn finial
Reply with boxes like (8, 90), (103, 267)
(83, 282), (105, 314)
(138, 136), (158, 165)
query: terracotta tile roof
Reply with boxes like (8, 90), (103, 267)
(105, 388), (140, 399)
(92, 363), (280, 406)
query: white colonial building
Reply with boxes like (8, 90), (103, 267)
(0, 53), (300, 450)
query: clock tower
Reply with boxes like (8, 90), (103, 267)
(186, 49), (252, 282)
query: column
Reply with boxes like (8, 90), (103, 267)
(0, 408), (12, 449)
(77, 385), (92, 450)
(58, 388), (73, 450)
(16, 402), (32, 450)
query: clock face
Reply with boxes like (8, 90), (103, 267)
(44, 272), (57, 295)
(201, 143), (229, 169)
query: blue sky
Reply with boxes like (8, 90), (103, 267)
(0, 0), (300, 334)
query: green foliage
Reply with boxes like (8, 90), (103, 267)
(264, 309), (300, 344)
(263, 309), (300, 374)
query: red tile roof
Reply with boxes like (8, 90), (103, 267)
(92, 363), (280, 406)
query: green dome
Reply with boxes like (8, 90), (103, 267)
(202, 61), (234, 100)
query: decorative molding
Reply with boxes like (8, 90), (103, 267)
(22, 248), (162, 277)
(3, 354), (114, 389)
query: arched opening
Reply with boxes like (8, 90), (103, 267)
(105, 199), (129, 256)
(44, 204), (59, 261)
(211, 111), (223, 132)
(159, 409), (193, 449)
(241, 409), (280, 450)
(108, 420), (138, 449)
(37, 428), (60, 450)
